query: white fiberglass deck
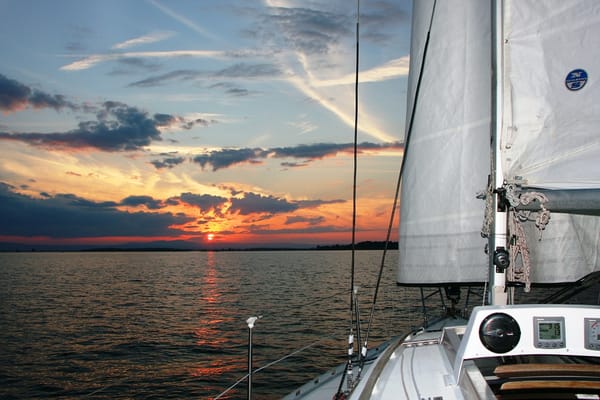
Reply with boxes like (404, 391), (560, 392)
(285, 305), (600, 400)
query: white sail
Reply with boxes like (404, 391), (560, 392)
(398, 0), (490, 285)
(500, 1), (600, 190)
(500, 0), (600, 284)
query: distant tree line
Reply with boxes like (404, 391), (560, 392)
(315, 241), (398, 250)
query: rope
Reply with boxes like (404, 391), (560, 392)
(506, 191), (551, 292)
(507, 213), (532, 292)
(480, 180), (494, 238)
(518, 191), (550, 239)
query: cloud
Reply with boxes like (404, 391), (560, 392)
(150, 155), (186, 169)
(249, 2), (405, 143)
(285, 215), (325, 225)
(128, 62), (283, 88)
(178, 192), (228, 215)
(360, 1), (410, 43)
(148, 0), (220, 42)
(108, 58), (162, 75)
(215, 62), (282, 78)
(193, 148), (264, 171)
(112, 31), (175, 50)
(0, 95), (208, 151)
(0, 101), (163, 151)
(128, 69), (203, 87)
(0, 73), (77, 113)
(314, 57), (410, 87)
(0, 182), (191, 238)
(60, 50), (226, 71)
(120, 195), (165, 210)
(0, 181), (346, 244)
(257, 6), (351, 55)
(294, 198), (345, 208)
(190, 141), (403, 171)
(230, 192), (298, 215)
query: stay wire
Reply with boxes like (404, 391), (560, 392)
(359, 0), (438, 372)
(340, 0), (361, 395)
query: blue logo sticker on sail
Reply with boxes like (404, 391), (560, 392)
(565, 69), (588, 91)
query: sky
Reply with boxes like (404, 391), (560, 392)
(0, 0), (411, 250)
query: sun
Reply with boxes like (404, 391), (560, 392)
(206, 233), (215, 241)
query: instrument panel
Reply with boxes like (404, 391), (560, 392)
(456, 305), (600, 363)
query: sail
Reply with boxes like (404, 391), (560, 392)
(398, 0), (490, 285)
(500, 0), (600, 283)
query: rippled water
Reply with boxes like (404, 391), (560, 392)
(0, 250), (419, 399)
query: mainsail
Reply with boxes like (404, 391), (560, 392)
(399, 0), (600, 286)
(498, 0), (600, 284)
(398, 0), (490, 285)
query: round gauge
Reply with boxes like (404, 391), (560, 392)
(479, 313), (521, 354)
(586, 319), (600, 350)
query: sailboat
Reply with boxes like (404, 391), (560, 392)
(283, 0), (600, 398)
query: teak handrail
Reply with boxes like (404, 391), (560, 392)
(500, 380), (600, 391)
(494, 363), (600, 378)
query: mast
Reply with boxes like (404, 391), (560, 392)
(489, 0), (508, 306)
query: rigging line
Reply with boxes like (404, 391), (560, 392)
(213, 335), (338, 400)
(349, 0), (360, 329)
(340, 0), (361, 395)
(359, 0), (438, 372)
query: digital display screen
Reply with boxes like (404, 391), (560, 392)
(538, 322), (562, 340)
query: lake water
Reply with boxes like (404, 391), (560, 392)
(0, 250), (421, 399)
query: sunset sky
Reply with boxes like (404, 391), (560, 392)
(0, 0), (411, 250)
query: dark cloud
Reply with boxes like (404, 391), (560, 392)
(295, 199), (345, 208)
(57, 193), (119, 208)
(0, 75), (213, 151)
(0, 74), (33, 111)
(193, 148), (264, 171)
(230, 192), (298, 215)
(285, 215), (325, 225)
(0, 73), (77, 113)
(0, 101), (162, 151)
(226, 87), (250, 97)
(0, 182), (190, 238)
(120, 195), (164, 210)
(153, 113), (213, 130)
(0, 181), (345, 243)
(28, 91), (74, 111)
(209, 82), (254, 97)
(153, 113), (178, 127)
(215, 62), (282, 78)
(150, 156), (186, 169)
(269, 142), (353, 158)
(182, 118), (211, 129)
(0, 100), (208, 152)
(281, 161), (309, 168)
(128, 69), (201, 88)
(178, 192), (228, 213)
(192, 142), (403, 171)
(128, 62), (282, 88)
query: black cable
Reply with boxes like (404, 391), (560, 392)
(338, 0), (361, 395)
